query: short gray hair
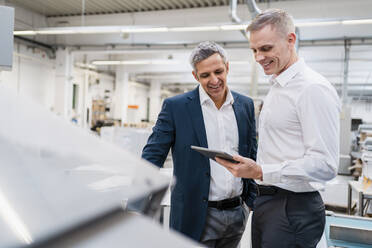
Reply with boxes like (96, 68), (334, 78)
(189, 41), (227, 71)
(247, 8), (295, 37)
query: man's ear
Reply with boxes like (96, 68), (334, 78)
(192, 70), (199, 81)
(288, 32), (296, 48)
(225, 61), (229, 74)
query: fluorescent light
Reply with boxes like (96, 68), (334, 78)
(78, 27), (122, 34)
(220, 24), (247, 30)
(75, 62), (97, 70)
(13, 30), (37, 35)
(92, 60), (182, 65)
(295, 18), (372, 27)
(37, 29), (78, 35)
(121, 27), (169, 33)
(36, 26), (123, 35)
(342, 19), (372, 25)
(169, 26), (219, 32)
(13, 18), (372, 36)
(151, 60), (181, 65)
(92, 61), (122, 65)
(295, 21), (341, 27)
(121, 60), (151, 65)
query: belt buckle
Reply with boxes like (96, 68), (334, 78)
(216, 200), (223, 210)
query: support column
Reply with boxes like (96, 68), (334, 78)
(149, 80), (162, 123)
(341, 40), (352, 155)
(81, 69), (89, 128)
(339, 40), (352, 174)
(54, 48), (73, 119)
(342, 39), (351, 104)
(113, 67), (129, 124)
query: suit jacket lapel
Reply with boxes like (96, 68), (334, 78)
(232, 93), (247, 154)
(186, 87), (208, 148)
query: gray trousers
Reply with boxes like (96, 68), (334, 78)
(200, 204), (248, 248)
(252, 191), (325, 248)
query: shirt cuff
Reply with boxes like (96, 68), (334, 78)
(261, 162), (285, 184)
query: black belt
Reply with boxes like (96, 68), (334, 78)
(208, 196), (242, 210)
(256, 185), (293, 196)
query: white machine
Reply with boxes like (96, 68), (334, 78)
(0, 6), (14, 71)
(0, 7), (199, 247)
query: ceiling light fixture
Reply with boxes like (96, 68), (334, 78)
(220, 24), (247, 30)
(13, 18), (372, 36)
(342, 19), (372, 25)
(13, 24), (246, 36)
(121, 27), (169, 33)
(13, 30), (37, 35)
(91, 61), (122, 65)
(92, 60), (250, 66)
(295, 21), (341, 27)
(169, 26), (220, 32)
(92, 60), (183, 65)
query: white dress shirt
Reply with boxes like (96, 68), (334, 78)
(257, 58), (341, 192)
(199, 86), (243, 201)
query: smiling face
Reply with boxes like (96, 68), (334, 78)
(249, 25), (297, 76)
(192, 53), (229, 108)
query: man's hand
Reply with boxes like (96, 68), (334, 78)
(215, 155), (263, 180)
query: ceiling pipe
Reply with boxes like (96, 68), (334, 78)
(245, 0), (261, 19)
(229, 0), (246, 38)
(14, 36), (56, 59)
(229, 0), (242, 23)
(229, 0), (262, 39)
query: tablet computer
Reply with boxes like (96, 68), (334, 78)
(190, 145), (239, 164)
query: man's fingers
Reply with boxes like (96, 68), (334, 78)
(232, 154), (245, 163)
(215, 157), (235, 169)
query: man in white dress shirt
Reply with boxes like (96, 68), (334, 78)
(216, 9), (341, 248)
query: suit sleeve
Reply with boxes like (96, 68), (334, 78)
(141, 99), (175, 168)
(249, 100), (257, 161)
(243, 99), (258, 209)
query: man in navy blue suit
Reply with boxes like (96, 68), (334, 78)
(142, 41), (257, 248)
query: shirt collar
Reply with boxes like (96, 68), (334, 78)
(269, 58), (305, 87)
(199, 85), (234, 106)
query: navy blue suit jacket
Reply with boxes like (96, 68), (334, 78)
(142, 86), (257, 241)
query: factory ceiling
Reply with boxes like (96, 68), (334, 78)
(7, 0), (292, 17)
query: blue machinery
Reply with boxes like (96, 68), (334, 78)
(325, 212), (372, 247)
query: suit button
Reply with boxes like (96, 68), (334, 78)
(205, 172), (210, 177)
(203, 197), (207, 202)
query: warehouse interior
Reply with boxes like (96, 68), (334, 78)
(1, 0), (372, 247)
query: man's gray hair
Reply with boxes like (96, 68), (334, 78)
(189, 41), (227, 71)
(247, 8), (295, 36)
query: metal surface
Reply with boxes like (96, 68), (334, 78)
(32, 211), (199, 248)
(329, 224), (372, 246)
(0, 84), (172, 247)
(326, 213), (372, 248)
(347, 181), (372, 216)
